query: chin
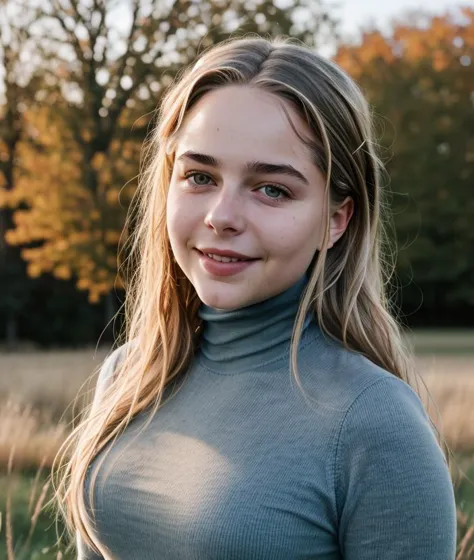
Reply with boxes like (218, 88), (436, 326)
(196, 285), (257, 311)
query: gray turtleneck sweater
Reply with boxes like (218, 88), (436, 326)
(78, 273), (456, 559)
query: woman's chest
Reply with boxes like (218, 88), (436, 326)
(86, 373), (342, 559)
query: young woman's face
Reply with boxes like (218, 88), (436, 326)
(167, 85), (352, 310)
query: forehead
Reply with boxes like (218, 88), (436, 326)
(174, 85), (315, 167)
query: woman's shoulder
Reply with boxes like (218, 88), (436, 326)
(99, 340), (131, 380)
(92, 339), (135, 405)
(302, 329), (419, 413)
(329, 352), (441, 488)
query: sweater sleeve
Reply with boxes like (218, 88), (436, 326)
(335, 376), (457, 559)
(76, 345), (126, 559)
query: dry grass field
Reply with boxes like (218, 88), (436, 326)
(0, 338), (473, 558)
(0, 347), (110, 472)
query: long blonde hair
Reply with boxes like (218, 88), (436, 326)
(51, 34), (450, 555)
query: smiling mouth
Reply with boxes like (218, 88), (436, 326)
(194, 248), (259, 277)
(194, 249), (259, 262)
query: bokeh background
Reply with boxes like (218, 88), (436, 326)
(0, 0), (473, 558)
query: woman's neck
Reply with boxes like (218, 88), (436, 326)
(197, 272), (314, 374)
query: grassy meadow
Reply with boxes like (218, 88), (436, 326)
(0, 333), (473, 559)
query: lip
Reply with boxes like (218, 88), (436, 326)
(196, 247), (257, 260)
(194, 248), (259, 277)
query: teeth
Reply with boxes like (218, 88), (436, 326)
(206, 253), (243, 263)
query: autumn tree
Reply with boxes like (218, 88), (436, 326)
(335, 7), (474, 323)
(0, 0), (337, 307)
(0, 0), (46, 346)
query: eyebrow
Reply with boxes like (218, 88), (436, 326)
(176, 150), (309, 186)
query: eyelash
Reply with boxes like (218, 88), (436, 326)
(183, 171), (291, 202)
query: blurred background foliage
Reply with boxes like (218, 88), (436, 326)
(0, 0), (473, 348)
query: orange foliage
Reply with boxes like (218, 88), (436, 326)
(1, 103), (137, 303)
(335, 8), (474, 78)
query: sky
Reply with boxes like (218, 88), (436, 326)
(106, 0), (473, 56)
(105, 1), (472, 51)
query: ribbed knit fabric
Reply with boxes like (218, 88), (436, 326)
(77, 272), (456, 559)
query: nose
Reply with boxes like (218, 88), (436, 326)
(204, 188), (245, 235)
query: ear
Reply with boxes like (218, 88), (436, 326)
(327, 196), (354, 249)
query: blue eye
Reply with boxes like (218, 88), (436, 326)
(185, 172), (212, 186)
(183, 171), (290, 202)
(259, 185), (288, 199)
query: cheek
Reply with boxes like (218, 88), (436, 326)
(166, 188), (187, 251)
(166, 181), (185, 221)
(265, 213), (320, 259)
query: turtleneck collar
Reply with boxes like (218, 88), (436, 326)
(197, 271), (315, 374)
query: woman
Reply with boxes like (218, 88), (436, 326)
(52, 35), (457, 559)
